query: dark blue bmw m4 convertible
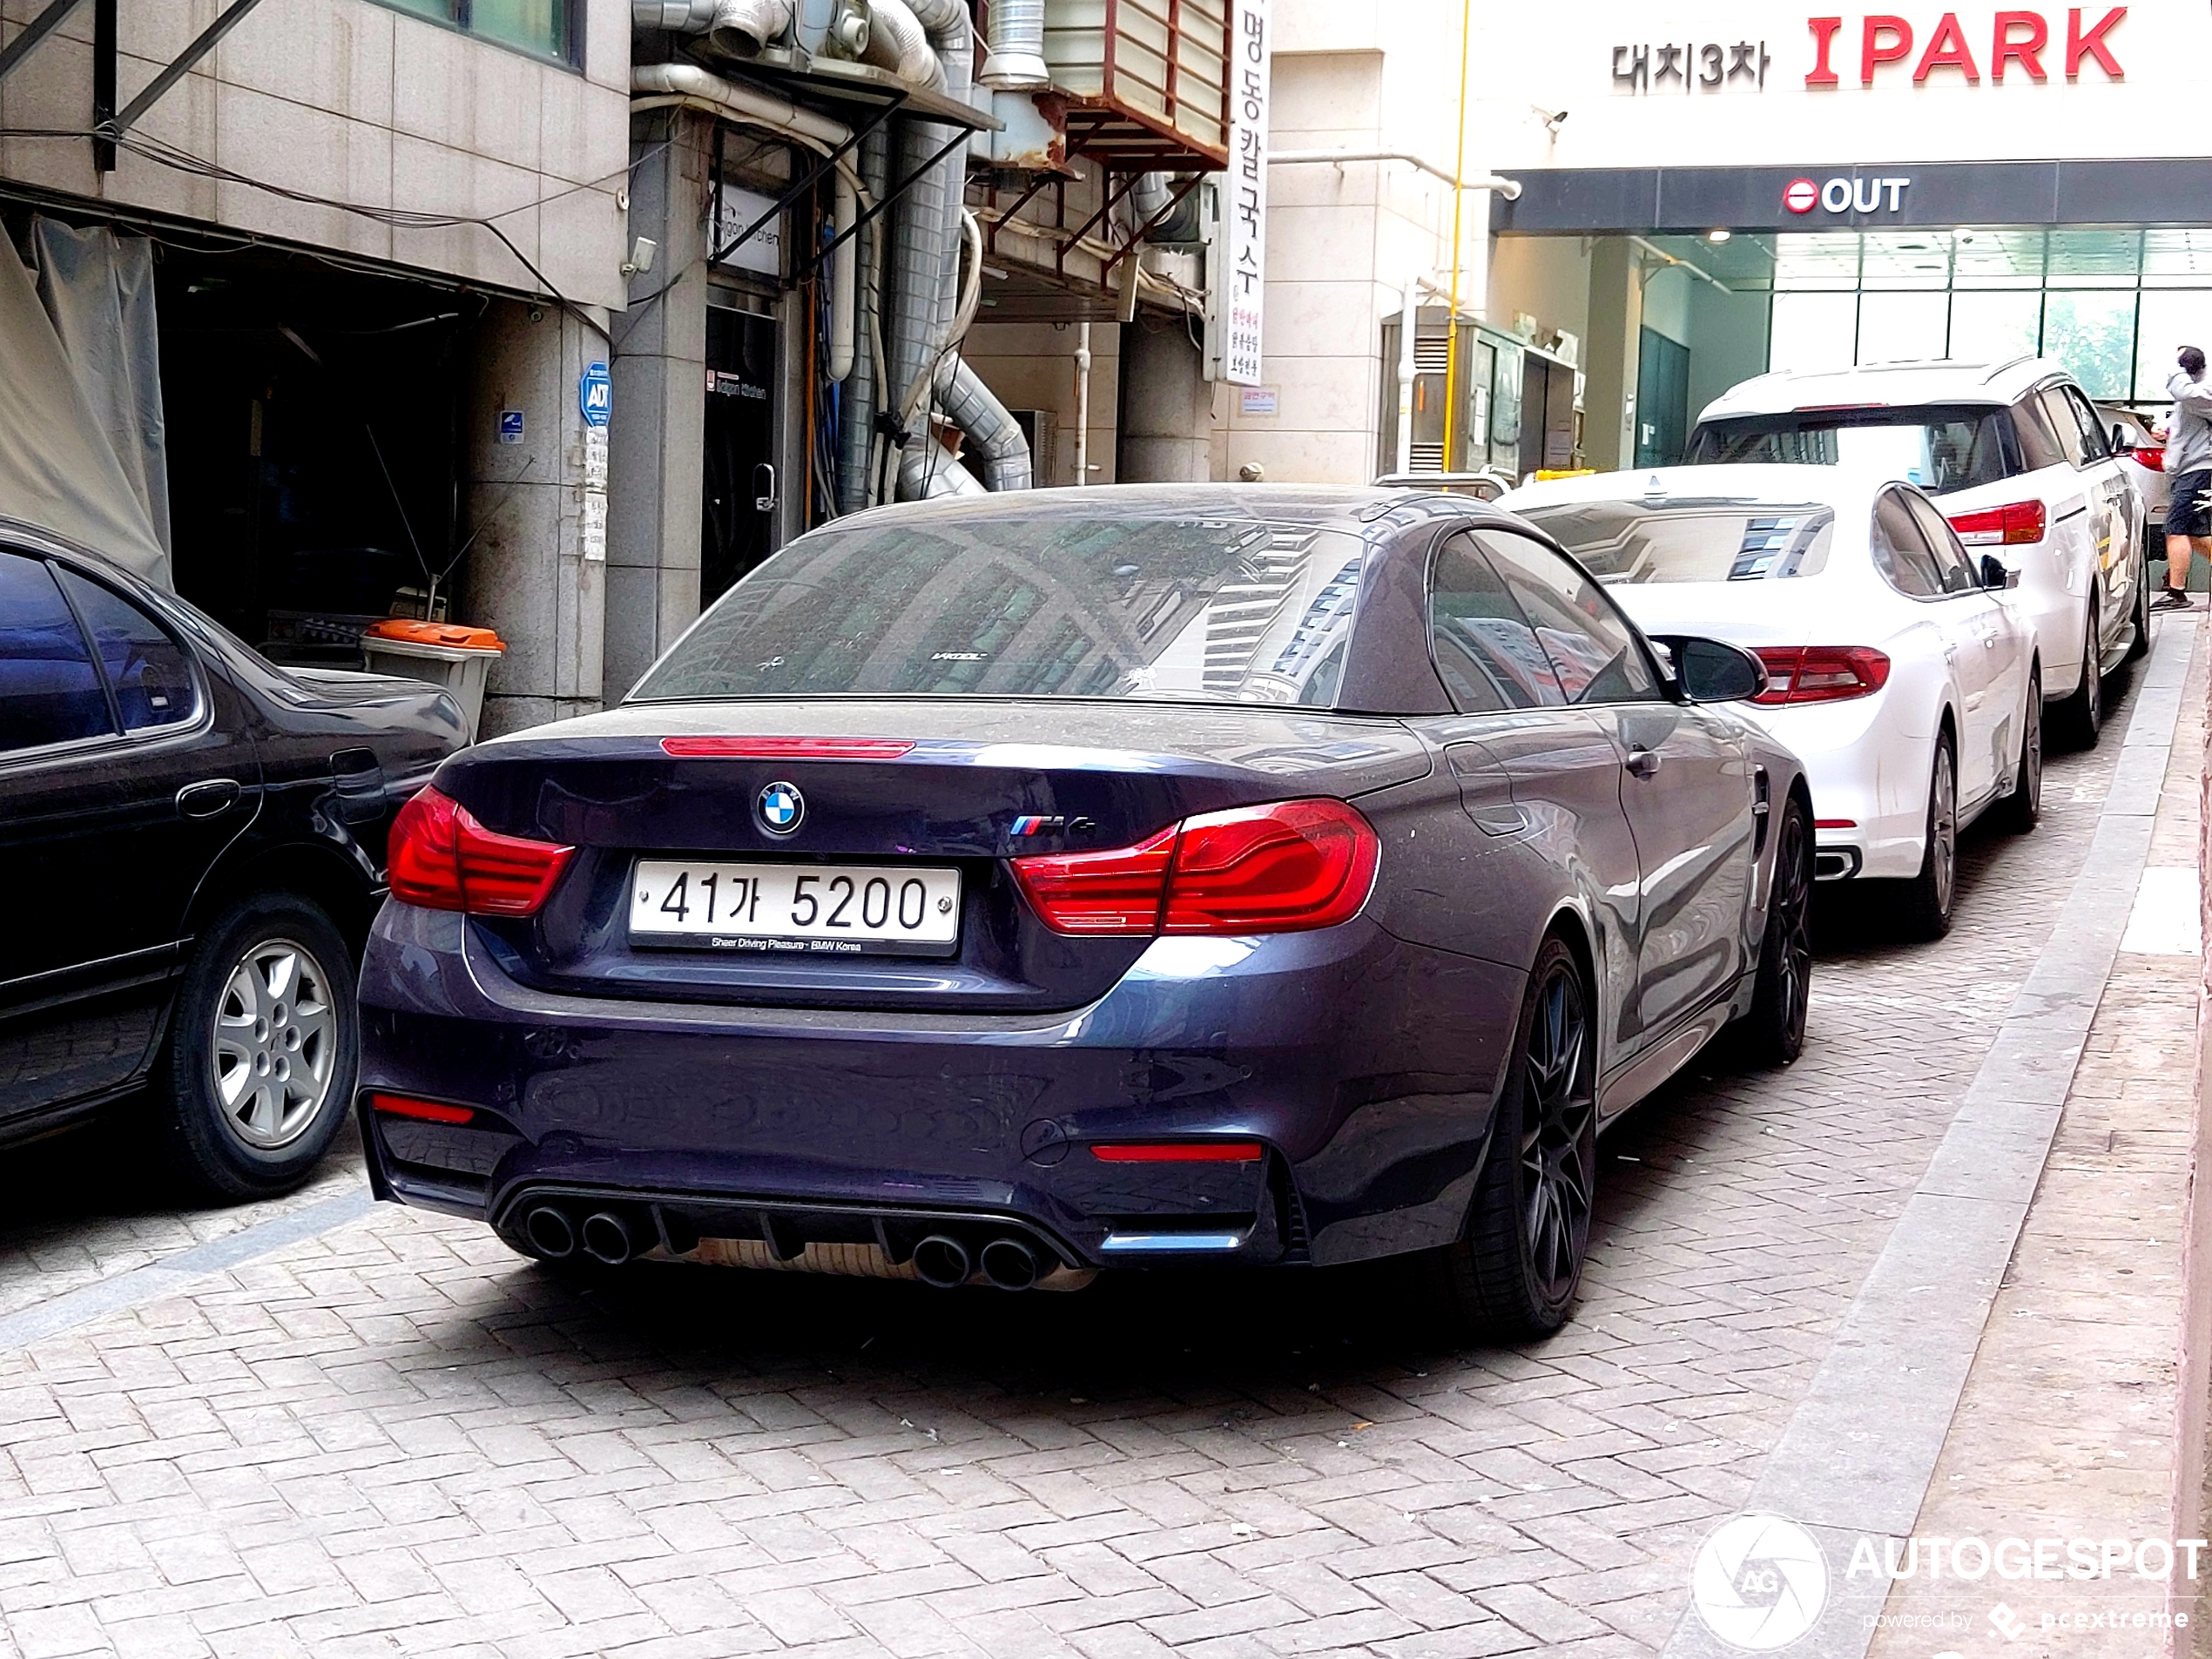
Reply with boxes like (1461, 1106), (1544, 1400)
(357, 486), (1811, 1336)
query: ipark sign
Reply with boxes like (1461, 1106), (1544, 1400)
(1804, 9), (2127, 85)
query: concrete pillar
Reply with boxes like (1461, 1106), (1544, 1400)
(605, 111), (711, 702)
(1117, 314), (1213, 482)
(1582, 239), (1642, 474)
(462, 297), (607, 737)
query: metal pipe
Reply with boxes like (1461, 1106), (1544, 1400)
(1396, 272), (1419, 476)
(1266, 150), (1523, 199)
(863, 0), (944, 88)
(1629, 234), (1731, 293)
(629, 62), (850, 148)
(828, 169), (858, 381)
(706, 0), (792, 56)
(838, 125), (891, 513)
(979, 0), (1048, 89)
(633, 0), (717, 26)
(1073, 320), (1092, 486)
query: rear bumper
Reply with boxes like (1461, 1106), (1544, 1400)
(1741, 694), (1928, 882)
(358, 903), (1525, 1271)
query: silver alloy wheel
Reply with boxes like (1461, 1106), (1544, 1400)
(1930, 745), (1957, 917)
(210, 937), (336, 1150)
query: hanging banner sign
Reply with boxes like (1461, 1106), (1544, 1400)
(1220, 0), (1271, 387)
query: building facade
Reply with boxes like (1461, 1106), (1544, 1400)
(1241, 0), (2212, 488)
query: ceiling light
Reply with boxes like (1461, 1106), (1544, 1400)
(1707, 228), (1732, 244)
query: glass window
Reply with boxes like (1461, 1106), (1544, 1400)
(2041, 291), (2136, 399)
(1947, 290), (2043, 363)
(0, 551), (114, 752)
(2062, 388), (2111, 461)
(2133, 291), (2212, 402)
(1857, 291), (1949, 365)
(1870, 492), (1946, 599)
(634, 510), (1374, 708)
(1515, 502), (1834, 584)
(2012, 394), (2068, 469)
(56, 570), (197, 731)
(1475, 532), (1662, 705)
(1768, 292), (1858, 374)
(373, 0), (577, 64)
(1688, 406), (2013, 496)
(2038, 388), (2087, 467)
(1903, 495), (1979, 593)
(1427, 536), (1563, 711)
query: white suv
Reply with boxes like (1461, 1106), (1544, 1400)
(1689, 358), (2148, 745)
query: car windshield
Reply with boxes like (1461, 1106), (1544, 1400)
(631, 510), (1372, 707)
(1516, 502), (1835, 584)
(1687, 405), (2011, 494)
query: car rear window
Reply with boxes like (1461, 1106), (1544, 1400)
(631, 512), (1372, 707)
(1514, 502), (1835, 583)
(1687, 405), (2014, 494)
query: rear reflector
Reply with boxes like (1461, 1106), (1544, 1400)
(1091, 1142), (1264, 1163)
(388, 786), (575, 917)
(1814, 818), (1858, 830)
(660, 736), (916, 759)
(1010, 798), (1380, 937)
(368, 1094), (475, 1125)
(1946, 499), (2047, 546)
(1752, 647), (1892, 706)
(2137, 447), (2166, 473)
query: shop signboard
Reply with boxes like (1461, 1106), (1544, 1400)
(1216, 0), (1271, 387)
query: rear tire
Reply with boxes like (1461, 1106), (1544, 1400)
(1740, 795), (1813, 1068)
(1993, 666), (2042, 834)
(2054, 604), (2104, 749)
(1900, 735), (1959, 941)
(2128, 557), (2151, 661)
(153, 893), (356, 1201)
(1418, 937), (1596, 1341)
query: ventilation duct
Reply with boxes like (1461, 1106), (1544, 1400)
(706, 0), (792, 55)
(980, 0), (1048, 89)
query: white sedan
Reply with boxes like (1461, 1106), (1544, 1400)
(1501, 465), (2040, 938)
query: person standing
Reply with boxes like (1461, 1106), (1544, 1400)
(2156, 346), (2212, 610)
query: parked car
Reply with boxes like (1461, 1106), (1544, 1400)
(355, 486), (1811, 1339)
(0, 519), (468, 1197)
(1502, 466), (2040, 939)
(2100, 403), (2168, 520)
(1689, 357), (2148, 746)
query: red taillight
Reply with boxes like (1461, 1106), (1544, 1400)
(1010, 799), (1379, 937)
(387, 786), (575, 917)
(1751, 647), (1892, 706)
(1946, 499), (2046, 546)
(368, 1093), (475, 1125)
(2137, 446), (2166, 473)
(1008, 826), (1177, 934)
(1091, 1142), (1264, 1163)
(660, 736), (916, 759)
(1815, 818), (1858, 830)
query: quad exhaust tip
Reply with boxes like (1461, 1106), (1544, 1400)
(980, 1237), (1039, 1291)
(581, 1211), (635, 1266)
(912, 1234), (971, 1288)
(524, 1205), (577, 1259)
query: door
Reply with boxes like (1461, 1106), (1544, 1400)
(1901, 490), (2018, 806)
(1634, 328), (1690, 468)
(1477, 529), (1758, 1052)
(702, 302), (778, 607)
(0, 552), (257, 1117)
(2055, 382), (2141, 652)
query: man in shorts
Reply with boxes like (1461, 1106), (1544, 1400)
(2157, 346), (2212, 610)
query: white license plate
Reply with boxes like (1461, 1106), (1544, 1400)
(629, 860), (961, 957)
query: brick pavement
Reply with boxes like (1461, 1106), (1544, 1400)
(0, 627), (2188, 1659)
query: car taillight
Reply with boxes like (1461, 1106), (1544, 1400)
(368, 1094), (475, 1125)
(1751, 647), (1892, 706)
(660, 736), (916, 759)
(387, 786), (575, 917)
(1010, 799), (1380, 937)
(1091, 1142), (1264, 1163)
(1946, 499), (2046, 546)
(2138, 446), (2166, 473)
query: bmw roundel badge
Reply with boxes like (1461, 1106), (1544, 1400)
(757, 780), (804, 835)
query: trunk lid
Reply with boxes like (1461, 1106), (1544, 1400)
(439, 698), (1431, 1013)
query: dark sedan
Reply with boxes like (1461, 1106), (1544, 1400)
(0, 519), (468, 1197)
(357, 486), (1811, 1336)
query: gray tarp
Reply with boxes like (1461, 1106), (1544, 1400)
(0, 221), (170, 587)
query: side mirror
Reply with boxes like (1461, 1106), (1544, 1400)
(1650, 634), (1768, 703)
(2111, 423), (2134, 454)
(1980, 553), (2021, 590)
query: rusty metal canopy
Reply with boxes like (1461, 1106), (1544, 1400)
(1042, 0), (1230, 172)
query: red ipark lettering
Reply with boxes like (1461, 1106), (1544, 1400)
(1913, 12), (1981, 81)
(1861, 14), (1915, 83)
(2066, 7), (2126, 78)
(1993, 10), (2049, 80)
(1806, 16), (1844, 85)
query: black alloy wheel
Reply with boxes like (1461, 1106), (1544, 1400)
(1901, 736), (1958, 941)
(1420, 936), (1597, 1339)
(1994, 667), (2042, 834)
(1741, 795), (1813, 1067)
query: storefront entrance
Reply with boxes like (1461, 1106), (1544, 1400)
(700, 298), (777, 608)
